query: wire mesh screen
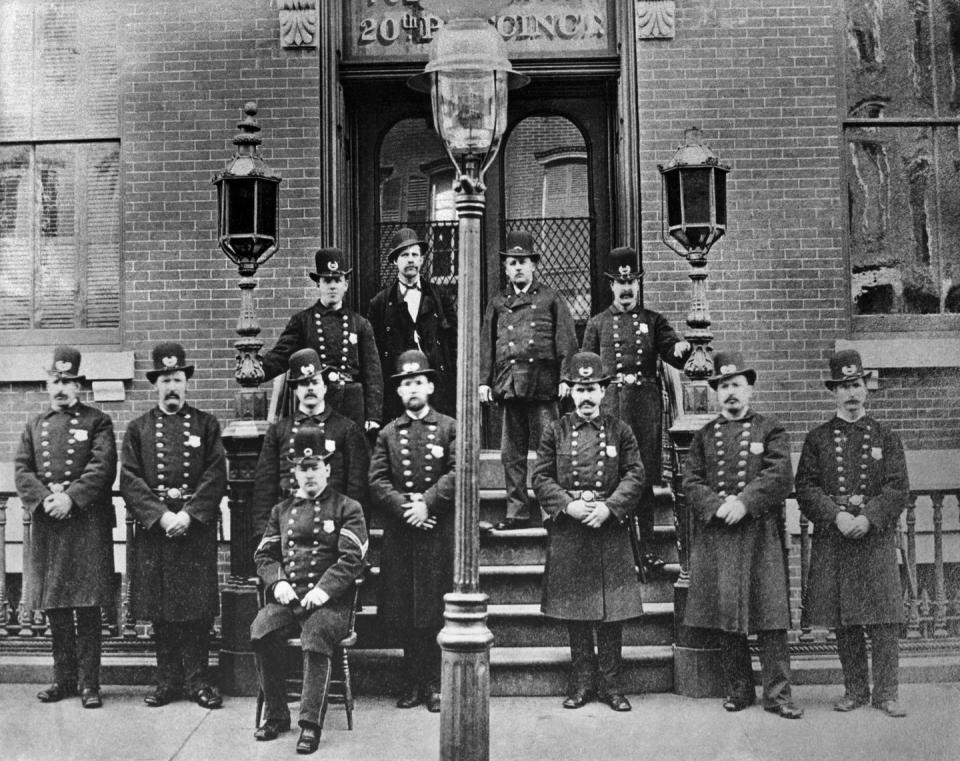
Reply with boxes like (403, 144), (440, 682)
(504, 217), (593, 323)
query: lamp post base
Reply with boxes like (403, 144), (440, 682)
(438, 592), (494, 761)
(218, 577), (260, 696)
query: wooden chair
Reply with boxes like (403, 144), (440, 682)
(254, 578), (361, 731)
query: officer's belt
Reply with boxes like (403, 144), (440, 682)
(613, 370), (652, 387)
(568, 490), (609, 502)
(832, 494), (864, 513)
(154, 487), (194, 504)
(45, 481), (72, 494)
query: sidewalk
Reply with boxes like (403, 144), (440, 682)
(3, 683), (958, 761)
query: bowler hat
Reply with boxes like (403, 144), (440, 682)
(824, 349), (870, 388)
(391, 349), (437, 381)
(707, 350), (756, 390)
(47, 345), (85, 383)
(604, 247), (644, 281)
(286, 348), (335, 386)
(499, 230), (539, 261)
(146, 342), (195, 383)
(386, 228), (425, 263)
(286, 424), (334, 465)
(562, 351), (611, 387)
(309, 248), (353, 282)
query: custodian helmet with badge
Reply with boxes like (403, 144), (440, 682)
(47, 345), (86, 383)
(286, 424), (335, 465)
(308, 247), (353, 282)
(824, 349), (871, 389)
(146, 342), (195, 383)
(562, 351), (612, 387)
(707, 350), (757, 390)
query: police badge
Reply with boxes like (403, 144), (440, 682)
(323, 519), (335, 534)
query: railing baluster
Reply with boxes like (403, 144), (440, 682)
(904, 495), (922, 639)
(798, 512), (813, 641)
(122, 512), (138, 638)
(931, 492), (948, 637)
(17, 505), (34, 637)
(0, 495), (10, 636)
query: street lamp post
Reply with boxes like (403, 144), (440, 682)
(659, 127), (730, 697)
(212, 101), (282, 694)
(409, 7), (527, 760)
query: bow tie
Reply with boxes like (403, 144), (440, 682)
(400, 282), (421, 293)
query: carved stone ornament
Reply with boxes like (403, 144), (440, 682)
(279, 0), (318, 49)
(636, 0), (676, 40)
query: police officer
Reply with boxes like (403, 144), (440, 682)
(582, 247), (690, 575)
(120, 342), (228, 709)
(532, 352), (645, 712)
(261, 248), (383, 434)
(795, 350), (909, 718)
(251, 348), (369, 537)
(250, 425), (368, 755)
(369, 350), (456, 713)
(682, 351), (802, 719)
(15, 346), (117, 708)
(367, 228), (457, 422)
(479, 230), (578, 530)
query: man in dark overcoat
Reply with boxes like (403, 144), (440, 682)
(250, 425), (368, 755)
(532, 351), (644, 712)
(795, 349), (909, 718)
(369, 350), (456, 713)
(367, 228), (457, 422)
(261, 248), (383, 434)
(682, 351), (802, 718)
(15, 346), (117, 708)
(251, 348), (369, 536)
(480, 230), (578, 530)
(582, 246), (690, 576)
(120, 342), (227, 709)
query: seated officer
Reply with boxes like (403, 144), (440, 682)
(250, 425), (369, 755)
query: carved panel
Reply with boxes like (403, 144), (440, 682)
(279, 0), (318, 49)
(636, 0), (675, 40)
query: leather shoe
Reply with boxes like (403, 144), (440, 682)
(296, 725), (321, 754)
(81, 688), (102, 709)
(254, 716), (291, 741)
(192, 686), (223, 709)
(562, 688), (594, 709)
(598, 692), (632, 712)
(834, 694), (869, 712)
(641, 553), (667, 576)
(396, 687), (423, 709)
(144, 686), (178, 707)
(873, 699), (907, 717)
(764, 701), (804, 719)
(425, 691), (441, 713)
(494, 517), (530, 531)
(37, 683), (77, 703)
(722, 695), (756, 712)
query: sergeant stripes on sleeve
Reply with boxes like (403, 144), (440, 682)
(339, 527), (368, 558)
(256, 533), (280, 552)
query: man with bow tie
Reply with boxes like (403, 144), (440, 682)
(532, 351), (645, 712)
(261, 248), (383, 434)
(582, 246), (691, 577)
(120, 342), (227, 709)
(15, 346), (117, 709)
(368, 350), (456, 712)
(795, 350), (909, 718)
(251, 348), (369, 536)
(479, 230), (578, 530)
(682, 351), (802, 719)
(367, 228), (457, 424)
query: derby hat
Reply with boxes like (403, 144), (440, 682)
(286, 424), (335, 465)
(499, 230), (539, 261)
(707, 350), (756, 390)
(824, 349), (871, 388)
(604, 246), (644, 281)
(309, 248), (353, 282)
(286, 348), (335, 386)
(47, 345), (85, 383)
(391, 349), (437, 381)
(562, 351), (611, 386)
(146, 342), (195, 383)
(386, 228), (425, 263)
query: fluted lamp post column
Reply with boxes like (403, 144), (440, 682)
(409, 5), (527, 760)
(659, 127), (730, 697)
(212, 101), (282, 694)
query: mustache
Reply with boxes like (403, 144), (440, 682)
(164, 392), (182, 400)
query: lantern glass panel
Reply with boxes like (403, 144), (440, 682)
(680, 168), (713, 224)
(664, 170), (682, 228)
(257, 181), (278, 241)
(715, 170), (727, 226)
(227, 178), (256, 235)
(433, 70), (506, 155)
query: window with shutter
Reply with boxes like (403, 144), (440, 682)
(0, 0), (120, 346)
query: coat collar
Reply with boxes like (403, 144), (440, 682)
(295, 405), (331, 424)
(313, 300), (345, 316)
(152, 403), (192, 418)
(397, 406), (438, 426)
(42, 400), (84, 418)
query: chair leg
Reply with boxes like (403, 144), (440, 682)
(342, 647), (354, 730)
(255, 687), (264, 728)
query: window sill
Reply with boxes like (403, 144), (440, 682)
(836, 337), (960, 369)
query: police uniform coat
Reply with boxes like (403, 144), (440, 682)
(261, 301), (384, 426)
(582, 306), (687, 484)
(795, 415), (908, 627)
(479, 279), (578, 401)
(121, 405), (227, 621)
(251, 407), (370, 536)
(250, 488), (368, 656)
(14, 402), (117, 610)
(532, 412), (645, 622)
(369, 408), (456, 630)
(682, 410), (793, 634)
(367, 280), (457, 421)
